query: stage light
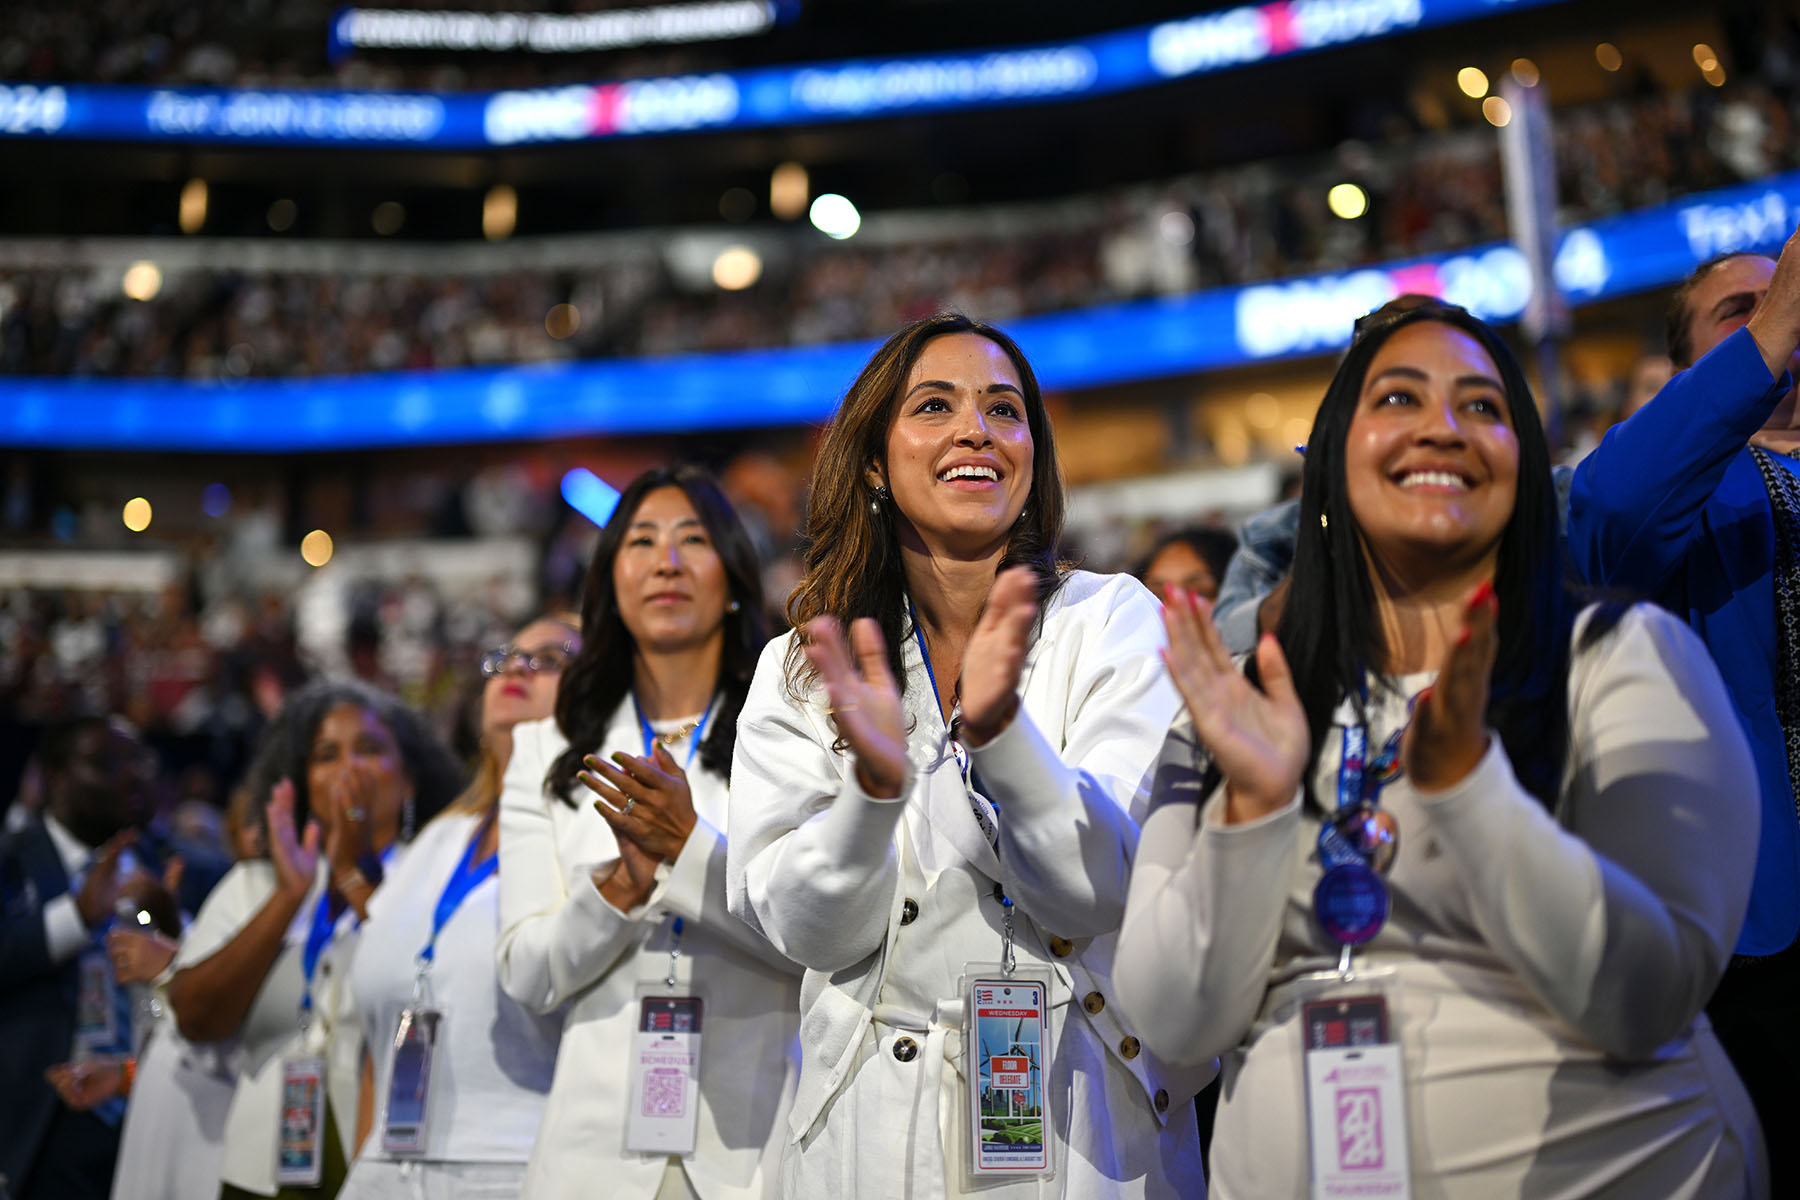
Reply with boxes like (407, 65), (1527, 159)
(1457, 67), (1489, 98)
(1595, 43), (1622, 72)
(809, 193), (860, 240)
(301, 530), (334, 567)
(1510, 59), (1540, 87)
(202, 483), (231, 518)
(719, 187), (755, 222)
(483, 185), (517, 240)
(121, 262), (162, 301)
(1159, 211), (1195, 246)
(1327, 184), (1368, 220)
(770, 162), (809, 220)
(712, 246), (762, 290)
(544, 304), (581, 339)
(122, 498), (152, 532)
(179, 179), (208, 234)
(1692, 44), (1718, 72)
(372, 201), (405, 235)
(1703, 63), (1727, 87)
(1482, 96), (1513, 127)
(561, 468), (622, 529)
(268, 199), (297, 232)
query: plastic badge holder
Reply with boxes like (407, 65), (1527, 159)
(624, 981), (704, 1157)
(1287, 965), (1411, 1200)
(961, 964), (1056, 1181)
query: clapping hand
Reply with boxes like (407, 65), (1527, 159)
(803, 615), (908, 798)
(583, 743), (700, 862)
(107, 926), (179, 985)
(1401, 580), (1497, 792)
(266, 780), (321, 902)
(1162, 588), (1311, 824)
(958, 566), (1037, 745)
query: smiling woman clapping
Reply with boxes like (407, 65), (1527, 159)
(726, 313), (1211, 1198)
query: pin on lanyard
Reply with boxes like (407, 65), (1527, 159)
(633, 692), (717, 769)
(412, 817), (499, 1000)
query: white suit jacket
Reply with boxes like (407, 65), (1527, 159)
(497, 710), (802, 1200)
(726, 570), (1217, 1143)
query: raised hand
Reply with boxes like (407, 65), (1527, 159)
(1163, 588), (1311, 824)
(75, 831), (138, 928)
(1748, 218), (1800, 377)
(266, 779), (321, 902)
(958, 565), (1038, 744)
(1402, 580), (1497, 792)
(107, 926), (179, 985)
(803, 615), (908, 798)
(583, 742), (700, 862)
(323, 763), (378, 880)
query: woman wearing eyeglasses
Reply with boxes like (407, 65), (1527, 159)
(336, 616), (578, 1199)
(496, 465), (801, 1199)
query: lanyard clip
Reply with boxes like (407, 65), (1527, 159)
(664, 916), (684, 988)
(1000, 896), (1016, 977)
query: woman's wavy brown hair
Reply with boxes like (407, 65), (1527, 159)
(785, 312), (1066, 698)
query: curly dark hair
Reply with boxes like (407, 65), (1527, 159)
(240, 678), (465, 845)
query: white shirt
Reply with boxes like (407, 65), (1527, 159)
(41, 812), (92, 963)
(497, 712), (803, 1200)
(175, 859), (367, 1196)
(350, 810), (560, 1163)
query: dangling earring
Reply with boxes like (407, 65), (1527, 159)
(727, 599), (742, 613)
(869, 484), (891, 514)
(1319, 512), (1329, 530)
(402, 792), (416, 842)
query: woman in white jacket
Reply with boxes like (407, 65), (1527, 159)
(496, 465), (801, 1200)
(725, 313), (1212, 1198)
(1114, 302), (1765, 1196)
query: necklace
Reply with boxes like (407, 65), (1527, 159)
(651, 719), (701, 747)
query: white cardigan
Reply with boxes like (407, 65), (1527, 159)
(726, 570), (1216, 1152)
(496, 711), (802, 1200)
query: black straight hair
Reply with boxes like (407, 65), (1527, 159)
(546, 465), (769, 805)
(1275, 301), (1618, 810)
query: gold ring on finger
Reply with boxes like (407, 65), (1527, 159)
(623, 799), (636, 816)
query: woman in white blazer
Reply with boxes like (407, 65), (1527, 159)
(496, 465), (801, 1200)
(167, 681), (464, 1199)
(725, 313), (1212, 1198)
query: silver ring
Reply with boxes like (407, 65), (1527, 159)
(622, 799), (636, 816)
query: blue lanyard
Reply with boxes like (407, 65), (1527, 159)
(419, 818), (499, 966)
(909, 599), (1001, 847)
(633, 692), (716, 768)
(298, 890), (337, 1017)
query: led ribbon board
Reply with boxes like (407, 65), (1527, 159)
(0, 0), (1566, 148)
(7, 169), (1792, 451)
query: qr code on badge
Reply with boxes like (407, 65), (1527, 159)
(641, 1068), (686, 1117)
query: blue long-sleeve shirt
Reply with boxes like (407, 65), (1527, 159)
(1568, 326), (1798, 956)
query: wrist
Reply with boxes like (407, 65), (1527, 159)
(960, 693), (1020, 748)
(854, 760), (904, 800)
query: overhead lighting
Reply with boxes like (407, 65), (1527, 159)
(121, 261), (162, 301)
(1482, 95), (1513, 127)
(1703, 63), (1727, 87)
(770, 162), (808, 220)
(712, 246), (763, 290)
(561, 467), (622, 528)
(122, 497), (152, 532)
(1594, 43), (1622, 72)
(1510, 58), (1540, 87)
(178, 179), (208, 234)
(484, 185), (517, 239)
(809, 193), (860, 240)
(544, 304), (581, 339)
(301, 529), (335, 567)
(1327, 183), (1368, 220)
(1456, 67), (1489, 98)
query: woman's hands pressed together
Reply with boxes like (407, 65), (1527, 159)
(1402, 580), (1497, 792)
(265, 780), (321, 905)
(1162, 587), (1310, 825)
(803, 615), (909, 799)
(582, 744), (701, 910)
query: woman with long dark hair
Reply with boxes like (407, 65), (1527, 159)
(496, 465), (799, 1199)
(1115, 302), (1765, 1196)
(726, 313), (1211, 1197)
(166, 680), (463, 1199)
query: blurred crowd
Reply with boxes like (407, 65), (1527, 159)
(3, 80), (1794, 380)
